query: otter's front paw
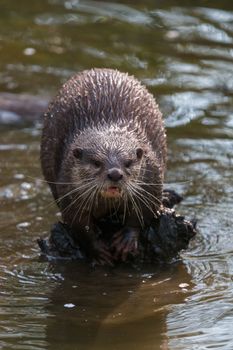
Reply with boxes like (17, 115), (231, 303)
(111, 228), (139, 262)
(91, 240), (114, 267)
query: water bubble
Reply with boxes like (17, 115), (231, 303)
(3, 188), (14, 199)
(17, 222), (31, 230)
(64, 303), (75, 308)
(23, 47), (36, 56)
(179, 283), (190, 288)
(21, 182), (32, 190)
(14, 173), (25, 180)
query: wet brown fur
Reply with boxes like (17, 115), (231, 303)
(41, 68), (167, 261)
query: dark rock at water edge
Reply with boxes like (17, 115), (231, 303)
(37, 190), (197, 266)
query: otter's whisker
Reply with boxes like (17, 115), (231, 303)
(26, 175), (93, 186)
(136, 178), (191, 186)
(86, 186), (99, 225)
(122, 192), (128, 224)
(61, 183), (96, 216)
(54, 180), (96, 209)
(61, 180), (97, 217)
(44, 185), (83, 210)
(73, 183), (98, 218)
(135, 180), (163, 187)
(133, 184), (163, 207)
(78, 183), (99, 218)
(128, 184), (158, 218)
(70, 184), (98, 226)
(127, 188), (144, 227)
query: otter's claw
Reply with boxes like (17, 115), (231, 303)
(111, 228), (139, 261)
(92, 241), (114, 267)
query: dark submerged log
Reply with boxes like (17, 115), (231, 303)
(0, 93), (49, 124)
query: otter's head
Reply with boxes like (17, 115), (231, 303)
(65, 124), (163, 225)
(69, 126), (147, 199)
(71, 126), (145, 201)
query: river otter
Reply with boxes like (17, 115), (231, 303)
(41, 68), (166, 264)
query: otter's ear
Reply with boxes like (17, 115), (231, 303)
(73, 148), (83, 159)
(136, 147), (143, 160)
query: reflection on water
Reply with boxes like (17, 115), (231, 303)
(0, 1), (233, 349)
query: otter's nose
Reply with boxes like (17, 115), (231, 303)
(107, 168), (123, 182)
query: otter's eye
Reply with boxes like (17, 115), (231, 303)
(73, 148), (83, 159)
(136, 147), (143, 160)
(92, 160), (102, 168)
(124, 159), (133, 168)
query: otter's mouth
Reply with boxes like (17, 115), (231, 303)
(100, 186), (122, 199)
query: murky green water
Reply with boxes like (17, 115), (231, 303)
(1, 1), (233, 349)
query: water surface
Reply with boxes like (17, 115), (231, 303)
(0, 1), (233, 349)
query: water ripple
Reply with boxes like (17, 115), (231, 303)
(64, 0), (153, 25)
(1, 2), (233, 349)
